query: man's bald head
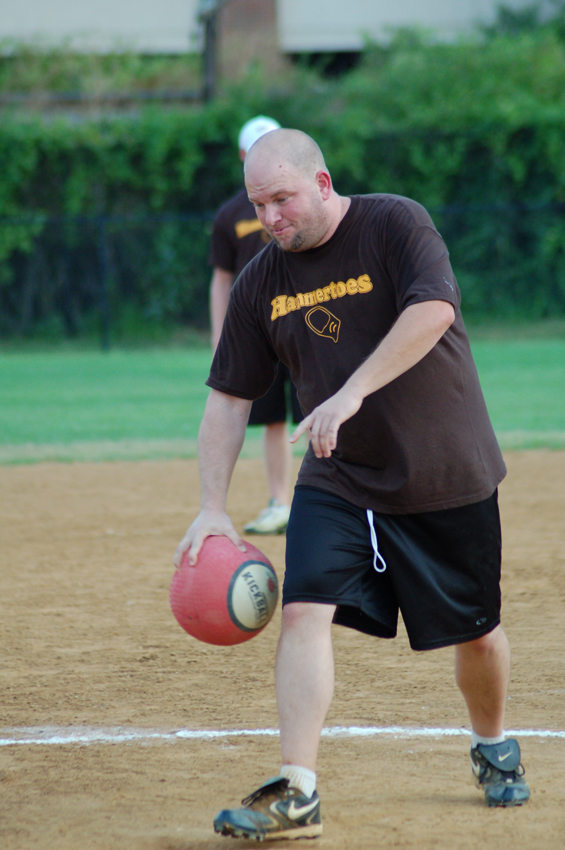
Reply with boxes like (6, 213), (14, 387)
(244, 129), (328, 181)
(244, 128), (346, 252)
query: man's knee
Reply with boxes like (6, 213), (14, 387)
(457, 625), (508, 660)
(281, 601), (335, 633)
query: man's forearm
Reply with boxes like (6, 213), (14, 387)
(198, 389), (252, 511)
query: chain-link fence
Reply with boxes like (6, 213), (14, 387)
(435, 201), (565, 319)
(0, 213), (214, 348)
(2, 202), (565, 348)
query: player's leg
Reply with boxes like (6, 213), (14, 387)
(244, 365), (291, 534)
(455, 627), (529, 806)
(378, 492), (529, 808)
(260, 365), (303, 517)
(276, 601), (336, 770)
(262, 365), (304, 515)
(279, 486), (395, 788)
(214, 487), (392, 840)
(263, 420), (292, 507)
(455, 624), (510, 737)
(213, 601), (333, 840)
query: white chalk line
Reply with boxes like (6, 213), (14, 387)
(1, 725), (564, 747)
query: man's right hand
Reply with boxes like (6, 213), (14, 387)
(173, 508), (246, 569)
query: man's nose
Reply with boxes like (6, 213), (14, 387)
(264, 205), (282, 227)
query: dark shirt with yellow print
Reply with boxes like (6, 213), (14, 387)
(207, 194), (506, 514)
(209, 187), (271, 278)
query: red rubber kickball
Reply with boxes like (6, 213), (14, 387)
(170, 536), (279, 646)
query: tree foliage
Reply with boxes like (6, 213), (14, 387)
(2, 16), (565, 337)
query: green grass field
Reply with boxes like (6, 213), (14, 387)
(0, 333), (564, 463)
(471, 339), (565, 445)
(0, 348), (214, 462)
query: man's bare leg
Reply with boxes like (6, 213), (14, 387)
(263, 421), (292, 506)
(212, 601), (331, 839)
(244, 422), (292, 534)
(455, 625), (529, 806)
(455, 624), (510, 736)
(276, 602), (336, 771)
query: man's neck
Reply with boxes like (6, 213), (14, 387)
(315, 194), (351, 248)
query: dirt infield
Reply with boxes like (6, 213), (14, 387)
(1, 452), (564, 849)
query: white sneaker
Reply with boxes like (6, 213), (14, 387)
(244, 500), (291, 534)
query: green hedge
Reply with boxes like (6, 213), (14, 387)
(2, 26), (565, 338)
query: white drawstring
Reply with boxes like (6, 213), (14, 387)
(367, 509), (387, 573)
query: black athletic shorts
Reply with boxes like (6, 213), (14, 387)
(284, 486), (502, 651)
(248, 363), (302, 426)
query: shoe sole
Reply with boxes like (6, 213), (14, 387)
(484, 788), (530, 808)
(215, 823), (323, 841)
(472, 773), (530, 807)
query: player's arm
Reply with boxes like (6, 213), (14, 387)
(174, 389), (253, 567)
(210, 267), (235, 350)
(291, 299), (455, 458)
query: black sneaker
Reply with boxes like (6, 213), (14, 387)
(213, 776), (322, 841)
(470, 738), (530, 807)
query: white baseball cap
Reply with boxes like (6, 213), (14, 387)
(238, 115), (281, 154)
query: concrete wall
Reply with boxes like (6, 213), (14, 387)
(0, 0), (201, 53)
(0, 0), (553, 55)
(278, 0), (548, 52)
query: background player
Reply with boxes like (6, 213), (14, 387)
(209, 116), (302, 535)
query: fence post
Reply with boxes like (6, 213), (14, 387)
(199, 0), (231, 102)
(97, 216), (111, 351)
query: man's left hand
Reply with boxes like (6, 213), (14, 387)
(290, 387), (363, 458)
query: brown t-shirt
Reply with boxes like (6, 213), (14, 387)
(207, 194), (506, 513)
(209, 187), (271, 277)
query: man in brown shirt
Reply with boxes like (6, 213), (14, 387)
(175, 129), (529, 840)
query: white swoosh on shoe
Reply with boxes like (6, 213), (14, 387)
(286, 799), (319, 820)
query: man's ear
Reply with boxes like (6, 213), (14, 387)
(315, 170), (332, 200)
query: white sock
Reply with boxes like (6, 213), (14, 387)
(471, 730), (506, 749)
(280, 764), (316, 798)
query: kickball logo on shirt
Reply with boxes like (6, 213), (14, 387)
(305, 307), (341, 342)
